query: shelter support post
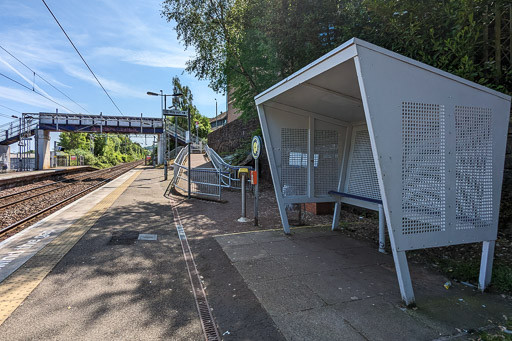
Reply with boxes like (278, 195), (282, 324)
(378, 204), (385, 253)
(256, 104), (291, 234)
(331, 201), (342, 231)
(478, 240), (495, 291)
(391, 249), (415, 307)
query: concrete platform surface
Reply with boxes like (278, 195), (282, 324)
(0, 167), (203, 340)
(1, 163), (510, 340)
(216, 227), (512, 340)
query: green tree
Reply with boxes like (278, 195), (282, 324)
(58, 132), (146, 168)
(162, 0), (511, 119)
(58, 132), (88, 150)
(170, 76), (211, 139)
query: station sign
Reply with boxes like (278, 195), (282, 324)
(252, 136), (262, 159)
(163, 109), (187, 117)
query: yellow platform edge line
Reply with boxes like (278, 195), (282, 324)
(0, 170), (142, 326)
(211, 224), (332, 238)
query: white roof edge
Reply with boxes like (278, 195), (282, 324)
(254, 38), (357, 103)
(353, 38), (511, 102)
(254, 37), (511, 104)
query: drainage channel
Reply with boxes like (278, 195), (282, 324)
(169, 196), (220, 341)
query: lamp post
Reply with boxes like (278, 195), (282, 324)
(187, 107), (191, 199)
(147, 91), (183, 180)
(215, 98), (217, 129)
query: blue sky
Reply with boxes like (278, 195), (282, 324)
(0, 0), (225, 150)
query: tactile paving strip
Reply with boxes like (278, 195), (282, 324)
(0, 170), (141, 325)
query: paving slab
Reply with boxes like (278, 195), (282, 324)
(249, 278), (326, 314)
(273, 306), (367, 341)
(216, 226), (512, 340)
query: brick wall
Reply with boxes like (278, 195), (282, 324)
(207, 117), (259, 153)
(207, 117), (272, 181)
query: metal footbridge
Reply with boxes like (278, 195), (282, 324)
(0, 112), (201, 145)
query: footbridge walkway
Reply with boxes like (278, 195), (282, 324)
(0, 112), (202, 170)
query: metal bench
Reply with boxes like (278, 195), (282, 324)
(328, 190), (386, 253)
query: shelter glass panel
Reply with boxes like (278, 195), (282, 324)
(455, 106), (493, 230)
(401, 102), (445, 235)
(314, 129), (339, 196)
(281, 128), (308, 196)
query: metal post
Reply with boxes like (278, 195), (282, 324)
(163, 94), (168, 180)
(478, 240), (495, 291)
(17, 117), (21, 172)
(187, 108), (191, 199)
(391, 249), (416, 307)
(174, 116), (178, 158)
(237, 173), (250, 222)
(254, 158), (259, 226)
(378, 204), (386, 253)
(241, 173), (246, 217)
(152, 135), (156, 167)
(218, 169), (222, 200)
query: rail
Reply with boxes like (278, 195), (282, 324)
(0, 160), (142, 236)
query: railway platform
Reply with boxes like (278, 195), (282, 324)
(0, 166), (92, 181)
(0, 163), (511, 340)
(0, 167), (205, 340)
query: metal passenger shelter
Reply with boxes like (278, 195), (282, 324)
(254, 38), (511, 305)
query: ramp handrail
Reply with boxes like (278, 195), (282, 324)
(164, 121), (205, 149)
(171, 146), (223, 199)
(204, 144), (252, 189)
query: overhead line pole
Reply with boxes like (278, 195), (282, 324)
(187, 107), (191, 199)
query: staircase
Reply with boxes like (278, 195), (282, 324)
(0, 118), (38, 145)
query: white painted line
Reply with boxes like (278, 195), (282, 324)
(0, 169), (138, 283)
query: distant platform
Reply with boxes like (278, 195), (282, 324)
(0, 167), (95, 188)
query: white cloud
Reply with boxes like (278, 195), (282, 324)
(0, 56), (56, 100)
(0, 85), (76, 112)
(93, 47), (191, 68)
(63, 65), (147, 99)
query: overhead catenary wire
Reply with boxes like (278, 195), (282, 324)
(0, 71), (78, 114)
(0, 104), (21, 114)
(0, 111), (15, 119)
(41, 0), (124, 116)
(0, 45), (92, 115)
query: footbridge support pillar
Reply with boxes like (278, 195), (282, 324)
(157, 134), (164, 165)
(36, 129), (51, 170)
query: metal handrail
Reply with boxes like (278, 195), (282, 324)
(204, 144), (252, 189)
(0, 119), (38, 143)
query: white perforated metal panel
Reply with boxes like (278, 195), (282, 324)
(401, 102), (446, 235)
(314, 130), (339, 196)
(346, 128), (381, 200)
(455, 106), (493, 230)
(281, 128), (308, 196)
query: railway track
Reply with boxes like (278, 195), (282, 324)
(0, 161), (143, 240)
